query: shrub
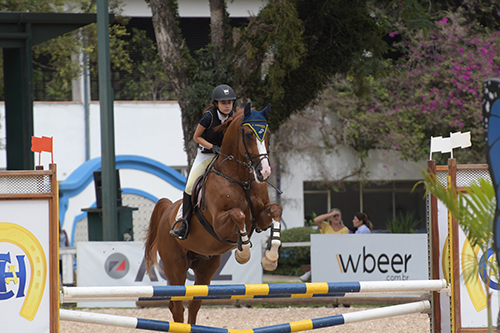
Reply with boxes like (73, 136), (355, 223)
(268, 226), (320, 276)
(386, 211), (420, 233)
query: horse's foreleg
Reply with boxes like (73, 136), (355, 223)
(234, 224), (251, 264)
(215, 208), (251, 264)
(260, 204), (282, 271)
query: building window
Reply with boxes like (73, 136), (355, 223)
(303, 190), (330, 225)
(304, 181), (425, 232)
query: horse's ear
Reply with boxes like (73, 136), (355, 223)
(261, 103), (271, 118)
(244, 102), (252, 117)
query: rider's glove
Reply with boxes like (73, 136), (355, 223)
(212, 145), (221, 154)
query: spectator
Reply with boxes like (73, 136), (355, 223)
(300, 209), (349, 282)
(352, 212), (373, 234)
(313, 208), (349, 234)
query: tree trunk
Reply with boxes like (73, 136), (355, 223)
(149, 0), (199, 167)
(149, 0), (191, 94)
(209, 0), (226, 47)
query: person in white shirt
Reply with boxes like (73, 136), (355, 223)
(352, 212), (373, 234)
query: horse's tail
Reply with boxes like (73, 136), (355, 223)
(144, 198), (172, 276)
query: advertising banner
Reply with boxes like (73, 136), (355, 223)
(77, 241), (263, 307)
(311, 234), (428, 282)
(0, 201), (51, 333)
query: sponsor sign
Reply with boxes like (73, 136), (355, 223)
(0, 201), (51, 333)
(311, 234), (428, 282)
(77, 241), (263, 307)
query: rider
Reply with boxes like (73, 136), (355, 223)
(170, 84), (236, 240)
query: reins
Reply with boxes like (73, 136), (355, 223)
(195, 113), (277, 247)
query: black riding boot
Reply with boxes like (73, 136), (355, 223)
(169, 192), (192, 240)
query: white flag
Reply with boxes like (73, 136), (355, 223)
(450, 131), (471, 148)
(430, 136), (452, 153)
(441, 137), (452, 153)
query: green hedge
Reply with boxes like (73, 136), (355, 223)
(267, 226), (320, 276)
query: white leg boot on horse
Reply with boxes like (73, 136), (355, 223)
(169, 192), (192, 240)
(261, 218), (281, 271)
(234, 225), (251, 264)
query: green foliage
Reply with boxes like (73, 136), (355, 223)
(251, 0), (306, 101)
(252, 0), (388, 132)
(117, 28), (173, 101)
(180, 45), (235, 119)
(0, 0), (133, 101)
(304, 212), (317, 227)
(299, 7), (500, 166)
(0, 0), (68, 11)
(269, 227), (319, 276)
(385, 211), (420, 233)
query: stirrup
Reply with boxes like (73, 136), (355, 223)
(169, 219), (189, 240)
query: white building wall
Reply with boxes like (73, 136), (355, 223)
(88, 101), (187, 171)
(0, 101), (425, 233)
(0, 101), (186, 179)
(121, 0), (268, 17)
(280, 146), (426, 229)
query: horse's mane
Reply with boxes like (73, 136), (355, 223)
(214, 110), (243, 134)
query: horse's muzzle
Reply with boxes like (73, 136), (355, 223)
(255, 163), (271, 183)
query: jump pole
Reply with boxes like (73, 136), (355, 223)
(60, 300), (430, 333)
(63, 293), (348, 303)
(62, 279), (448, 301)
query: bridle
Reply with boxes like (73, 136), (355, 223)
(240, 120), (271, 176)
(210, 121), (270, 230)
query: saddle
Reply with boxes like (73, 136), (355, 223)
(191, 174), (206, 210)
(191, 157), (216, 211)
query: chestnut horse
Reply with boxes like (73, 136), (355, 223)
(144, 103), (282, 324)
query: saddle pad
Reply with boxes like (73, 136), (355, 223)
(176, 204), (183, 221)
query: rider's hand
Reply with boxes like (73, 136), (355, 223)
(212, 145), (221, 154)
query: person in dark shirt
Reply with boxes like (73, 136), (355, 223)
(170, 84), (236, 240)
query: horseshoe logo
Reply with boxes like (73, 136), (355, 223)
(0, 222), (47, 321)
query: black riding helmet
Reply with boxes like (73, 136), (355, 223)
(212, 84), (236, 102)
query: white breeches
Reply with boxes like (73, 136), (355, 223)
(184, 149), (217, 195)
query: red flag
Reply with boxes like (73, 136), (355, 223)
(31, 136), (53, 153)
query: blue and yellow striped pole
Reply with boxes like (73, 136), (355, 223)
(60, 300), (430, 332)
(63, 280), (447, 303)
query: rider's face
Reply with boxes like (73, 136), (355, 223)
(216, 100), (234, 115)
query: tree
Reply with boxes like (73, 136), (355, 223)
(146, 0), (389, 166)
(117, 28), (174, 101)
(277, 6), (500, 178)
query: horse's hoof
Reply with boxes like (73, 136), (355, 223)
(235, 250), (250, 264)
(261, 256), (277, 271)
(265, 240), (281, 262)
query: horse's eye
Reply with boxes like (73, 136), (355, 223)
(245, 131), (254, 141)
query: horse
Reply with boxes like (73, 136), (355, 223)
(144, 102), (283, 324)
